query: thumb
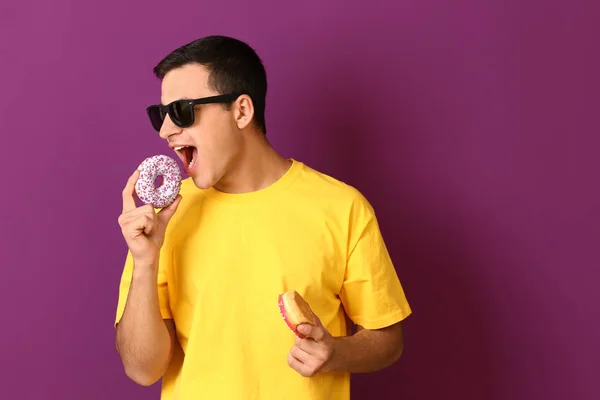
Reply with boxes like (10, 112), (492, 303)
(298, 318), (325, 341)
(297, 324), (313, 337)
(156, 195), (182, 225)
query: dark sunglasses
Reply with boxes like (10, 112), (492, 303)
(146, 93), (242, 132)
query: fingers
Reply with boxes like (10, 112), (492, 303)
(122, 170), (140, 213)
(122, 204), (156, 219)
(294, 336), (331, 363)
(287, 313), (333, 377)
(289, 339), (334, 378)
(288, 343), (328, 377)
(287, 350), (315, 377)
(138, 214), (156, 236)
(118, 204), (155, 227)
(295, 336), (318, 354)
(118, 210), (157, 238)
(126, 214), (156, 237)
(290, 343), (311, 362)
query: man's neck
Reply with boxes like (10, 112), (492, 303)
(213, 132), (293, 194)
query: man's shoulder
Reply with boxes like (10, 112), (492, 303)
(293, 160), (374, 214)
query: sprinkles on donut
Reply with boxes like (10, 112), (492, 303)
(135, 154), (182, 208)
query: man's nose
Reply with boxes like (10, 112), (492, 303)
(159, 114), (182, 140)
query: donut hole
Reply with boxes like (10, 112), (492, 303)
(154, 175), (164, 188)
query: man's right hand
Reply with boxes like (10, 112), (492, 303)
(118, 169), (182, 265)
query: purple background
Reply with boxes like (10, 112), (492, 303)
(1, 1), (598, 399)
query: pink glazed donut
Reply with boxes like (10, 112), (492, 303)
(135, 155), (182, 208)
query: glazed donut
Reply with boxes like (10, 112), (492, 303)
(135, 155), (182, 208)
(278, 290), (318, 338)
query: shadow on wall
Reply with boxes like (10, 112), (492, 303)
(291, 49), (501, 399)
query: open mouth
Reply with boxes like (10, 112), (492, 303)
(174, 145), (197, 173)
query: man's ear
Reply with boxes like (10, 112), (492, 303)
(233, 94), (255, 130)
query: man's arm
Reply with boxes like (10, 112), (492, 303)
(115, 262), (176, 386)
(288, 192), (411, 377)
(324, 322), (404, 373)
(288, 318), (404, 377)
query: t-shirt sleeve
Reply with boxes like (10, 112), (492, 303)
(339, 193), (412, 330)
(114, 247), (173, 327)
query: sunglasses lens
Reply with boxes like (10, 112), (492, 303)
(148, 106), (164, 131)
(169, 101), (193, 127)
(147, 101), (196, 131)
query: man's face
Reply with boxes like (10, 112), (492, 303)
(158, 63), (242, 189)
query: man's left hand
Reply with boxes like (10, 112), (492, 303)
(287, 316), (336, 377)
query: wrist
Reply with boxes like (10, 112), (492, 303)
(132, 259), (159, 278)
(322, 336), (343, 373)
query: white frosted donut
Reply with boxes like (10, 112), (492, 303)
(135, 155), (182, 208)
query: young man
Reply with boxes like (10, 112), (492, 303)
(115, 35), (412, 400)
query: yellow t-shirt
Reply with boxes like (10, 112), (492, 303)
(115, 159), (412, 400)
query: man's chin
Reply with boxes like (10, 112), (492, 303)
(191, 174), (216, 190)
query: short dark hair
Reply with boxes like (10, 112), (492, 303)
(153, 35), (268, 134)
